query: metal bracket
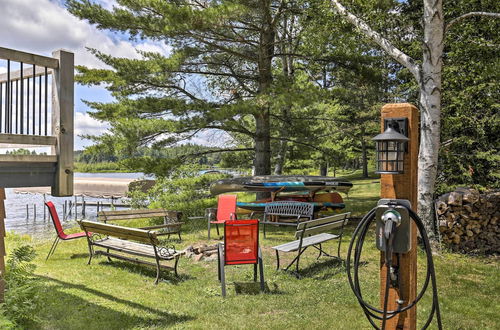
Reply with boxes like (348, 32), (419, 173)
(383, 118), (408, 152)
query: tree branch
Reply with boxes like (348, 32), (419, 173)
(181, 147), (254, 159)
(329, 0), (420, 80)
(270, 136), (324, 152)
(446, 12), (500, 32)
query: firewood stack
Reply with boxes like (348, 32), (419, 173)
(437, 188), (500, 254)
(183, 244), (219, 261)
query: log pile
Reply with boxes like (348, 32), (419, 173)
(183, 244), (219, 261)
(437, 188), (500, 254)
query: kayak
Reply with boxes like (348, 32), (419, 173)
(210, 175), (352, 195)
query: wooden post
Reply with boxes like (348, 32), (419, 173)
(379, 103), (419, 329)
(0, 188), (6, 302)
(51, 49), (74, 197)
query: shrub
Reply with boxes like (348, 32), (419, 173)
(128, 170), (230, 231)
(0, 245), (40, 328)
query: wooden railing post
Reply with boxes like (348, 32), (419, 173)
(51, 50), (74, 197)
(379, 103), (419, 329)
(0, 188), (6, 302)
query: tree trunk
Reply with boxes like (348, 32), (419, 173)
(274, 12), (295, 176)
(254, 0), (274, 178)
(274, 139), (287, 175)
(417, 0), (444, 240)
(320, 163), (328, 176)
(361, 131), (368, 178)
(254, 112), (271, 176)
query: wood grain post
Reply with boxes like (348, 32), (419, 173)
(379, 103), (419, 329)
(51, 50), (74, 197)
(0, 188), (6, 302)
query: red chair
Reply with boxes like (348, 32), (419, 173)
(208, 194), (237, 239)
(45, 201), (90, 260)
(217, 219), (265, 297)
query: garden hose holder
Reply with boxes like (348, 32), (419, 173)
(346, 199), (443, 330)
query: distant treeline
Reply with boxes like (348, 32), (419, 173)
(74, 144), (225, 172)
(5, 149), (47, 156)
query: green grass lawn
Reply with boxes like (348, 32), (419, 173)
(4, 173), (499, 329)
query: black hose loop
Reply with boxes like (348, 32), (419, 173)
(346, 204), (443, 330)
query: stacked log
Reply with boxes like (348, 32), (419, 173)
(183, 244), (219, 261)
(437, 188), (500, 254)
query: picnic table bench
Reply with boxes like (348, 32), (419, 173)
(272, 212), (350, 277)
(261, 201), (314, 238)
(98, 209), (184, 240)
(78, 220), (183, 284)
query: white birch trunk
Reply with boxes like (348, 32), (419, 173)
(330, 0), (442, 239)
(417, 0), (444, 239)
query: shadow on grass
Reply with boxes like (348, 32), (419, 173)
(228, 281), (286, 296)
(233, 281), (270, 295)
(298, 258), (345, 279)
(96, 258), (194, 284)
(34, 275), (194, 329)
(69, 253), (90, 259)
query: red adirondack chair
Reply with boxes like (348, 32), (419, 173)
(207, 194), (237, 239)
(45, 201), (89, 260)
(217, 219), (265, 297)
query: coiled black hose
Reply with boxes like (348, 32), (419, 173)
(346, 205), (443, 329)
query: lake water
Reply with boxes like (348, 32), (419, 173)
(4, 172), (145, 238)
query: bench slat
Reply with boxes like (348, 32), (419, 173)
(94, 237), (178, 260)
(296, 219), (348, 239)
(296, 212), (350, 230)
(79, 220), (157, 244)
(259, 221), (297, 226)
(98, 209), (169, 216)
(273, 233), (339, 252)
(140, 223), (184, 231)
(99, 212), (172, 220)
(98, 209), (182, 225)
(100, 213), (169, 221)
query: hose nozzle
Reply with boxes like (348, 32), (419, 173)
(382, 209), (401, 239)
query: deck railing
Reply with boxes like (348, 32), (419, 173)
(0, 47), (74, 196)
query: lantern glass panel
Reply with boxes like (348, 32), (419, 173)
(375, 140), (405, 174)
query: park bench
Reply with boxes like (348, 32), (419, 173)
(78, 220), (183, 284)
(261, 201), (314, 238)
(272, 212), (350, 277)
(98, 209), (184, 240)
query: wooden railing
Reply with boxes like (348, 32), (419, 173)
(0, 47), (74, 196)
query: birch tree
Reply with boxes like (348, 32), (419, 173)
(329, 0), (500, 239)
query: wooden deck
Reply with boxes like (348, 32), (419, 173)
(0, 46), (75, 301)
(0, 47), (74, 196)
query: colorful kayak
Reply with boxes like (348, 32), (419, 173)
(210, 175), (352, 195)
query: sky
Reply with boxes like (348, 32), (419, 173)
(0, 0), (220, 150)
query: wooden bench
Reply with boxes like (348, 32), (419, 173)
(272, 212), (350, 277)
(78, 220), (183, 284)
(98, 209), (184, 240)
(261, 201), (314, 238)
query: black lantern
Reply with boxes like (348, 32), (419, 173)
(372, 119), (409, 174)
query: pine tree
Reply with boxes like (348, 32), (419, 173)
(67, 0), (305, 176)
